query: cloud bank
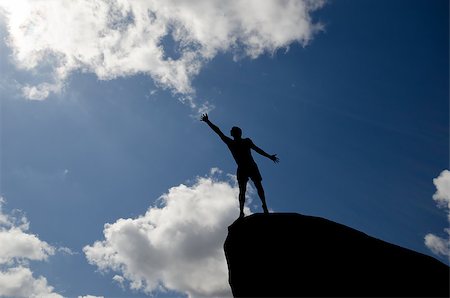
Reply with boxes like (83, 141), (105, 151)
(0, 198), (62, 298)
(84, 169), (253, 297)
(0, 0), (325, 105)
(424, 170), (450, 258)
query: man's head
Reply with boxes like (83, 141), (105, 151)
(231, 126), (242, 139)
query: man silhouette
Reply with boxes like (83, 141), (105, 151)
(201, 113), (279, 218)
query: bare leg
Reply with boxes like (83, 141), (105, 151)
(238, 181), (247, 218)
(253, 180), (269, 214)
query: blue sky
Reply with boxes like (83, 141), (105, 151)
(0, 0), (448, 297)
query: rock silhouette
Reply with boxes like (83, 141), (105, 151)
(224, 213), (449, 297)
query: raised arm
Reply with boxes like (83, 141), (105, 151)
(200, 113), (231, 143)
(251, 141), (280, 163)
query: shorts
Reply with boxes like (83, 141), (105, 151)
(237, 164), (262, 184)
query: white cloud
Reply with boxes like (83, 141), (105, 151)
(432, 170), (450, 215)
(425, 229), (450, 257)
(22, 82), (64, 101)
(0, 267), (62, 298)
(57, 246), (78, 256)
(78, 295), (104, 298)
(112, 274), (125, 289)
(0, 198), (63, 298)
(0, 228), (55, 264)
(424, 170), (450, 258)
(0, 198), (55, 265)
(0, 0), (325, 105)
(84, 170), (253, 297)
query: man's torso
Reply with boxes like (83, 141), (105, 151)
(226, 138), (256, 168)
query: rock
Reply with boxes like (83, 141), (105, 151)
(224, 213), (449, 297)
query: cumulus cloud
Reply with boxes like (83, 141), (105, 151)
(424, 170), (450, 258)
(0, 227), (55, 264)
(0, 267), (62, 298)
(84, 170), (253, 297)
(0, 198), (62, 298)
(0, 198), (55, 265)
(0, 0), (325, 105)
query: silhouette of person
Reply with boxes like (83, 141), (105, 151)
(201, 113), (279, 218)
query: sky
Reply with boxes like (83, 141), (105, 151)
(0, 0), (448, 297)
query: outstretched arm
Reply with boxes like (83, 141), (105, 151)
(200, 113), (230, 143)
(251, 142), (280, 163)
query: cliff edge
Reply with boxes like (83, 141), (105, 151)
(224, 213), (449, 297)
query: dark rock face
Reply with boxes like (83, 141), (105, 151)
(224, 213), (449, 297)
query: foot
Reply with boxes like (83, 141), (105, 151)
(262, 205), (269, 214)
(239, 212), (245, 219)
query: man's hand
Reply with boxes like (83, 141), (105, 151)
(270, 154), (280, 163)
(200, 113), (209, 122)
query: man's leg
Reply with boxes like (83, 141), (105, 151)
(238, 181), (247, 218)
(253, 180), (269, 214)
